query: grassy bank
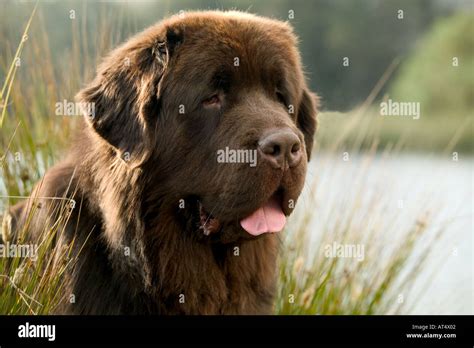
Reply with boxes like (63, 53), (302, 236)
(317, 108), (472, 155)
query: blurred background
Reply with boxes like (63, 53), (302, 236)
(0, 0), (472, 315)
(1, 0), (473, 151)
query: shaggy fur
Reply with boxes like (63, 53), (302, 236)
(4, 11), (318, 314)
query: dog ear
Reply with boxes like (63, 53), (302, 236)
(76, 27), (183, 167)
(297, 88), (319, 159)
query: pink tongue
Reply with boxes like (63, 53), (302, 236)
(240, 196), (286, 236)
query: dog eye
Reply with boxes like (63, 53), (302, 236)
(202, 94), (221, 108)
(275, 90), (286, 106)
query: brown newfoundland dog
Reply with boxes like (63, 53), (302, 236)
(4, 11), (318, 314)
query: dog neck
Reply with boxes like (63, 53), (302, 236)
(72, 132), (280, 314)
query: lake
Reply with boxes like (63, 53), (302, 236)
(295, 152), (473, 314)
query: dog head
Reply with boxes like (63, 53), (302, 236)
(77, 11), (318, 243)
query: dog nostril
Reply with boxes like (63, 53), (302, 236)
(291, 142), (300, 154)
(272, 145), (281, 156)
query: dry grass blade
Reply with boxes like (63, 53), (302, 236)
(0, 1), (38, 127)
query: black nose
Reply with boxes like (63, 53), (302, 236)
(258, 129), (303, 169)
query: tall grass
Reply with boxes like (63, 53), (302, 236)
(0, 193), (78, 314)
(274, 67), (445, 315)
(275, 151), (443, 314)
(0, 3), (116, 314)
(0, 4), (448, 315)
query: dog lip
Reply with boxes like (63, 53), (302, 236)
(279, 189), (294, 216)
(236, 187), (286, 220)
(198, 200), (221, 236)
(268, 187), (296, 216)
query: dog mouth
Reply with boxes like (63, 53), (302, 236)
(197, 189), (287, 237)
(239, 191), (286, 236)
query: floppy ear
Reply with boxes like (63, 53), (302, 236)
(76, 27), (182, 167)
(297, 88), (319, 159)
